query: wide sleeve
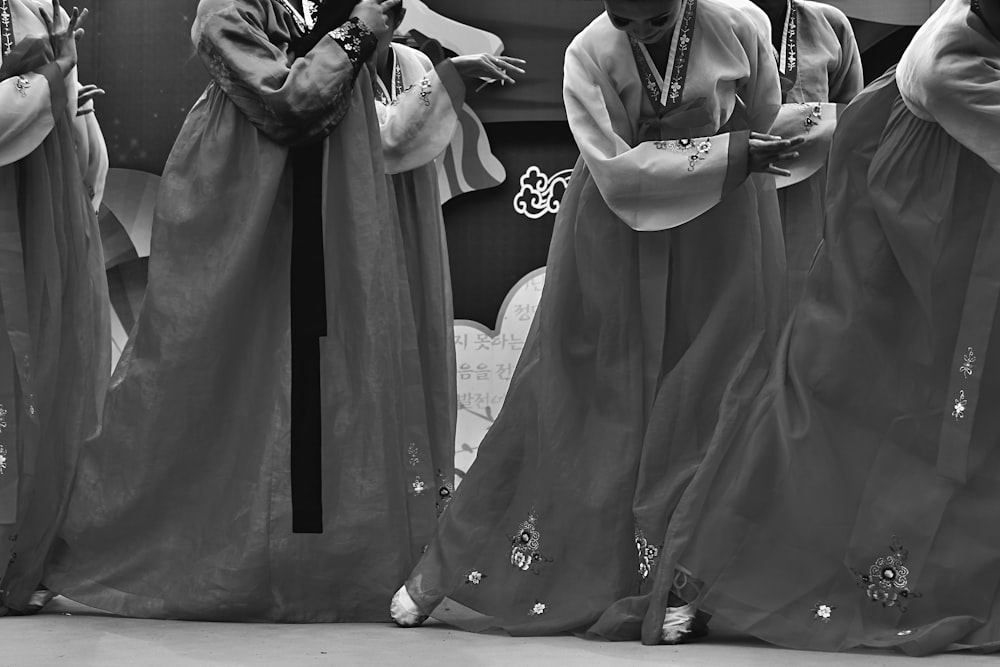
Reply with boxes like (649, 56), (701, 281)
(562, 42), (750, 232)
(0, 61), (68, 166)
(193, 0), (377, 146)
(772, 11), (858, 189)
(771, 101), (839, 188)
(378, 49), (465, 175)
(827, 9), (864, 103)
(910, 51), (1000, 174)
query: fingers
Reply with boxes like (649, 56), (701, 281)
(774, 151), (800, 162)
(497, 56), (526, 76)
(765, 164), (792, 177)
(74, 7), (89, 30)
(51, 0), (67, 31)
(74, 27), (85, 41)
(379, 0), (402, 10)
(750, 132), (781, 141)
(78, 84), (105, 104)
(41, 7), (53, 35)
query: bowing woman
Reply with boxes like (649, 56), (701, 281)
(752, 0), (863, 302)
(392, 0), (801, 640)
(651, 0), (1000, 654)
(0, 0), (110, 615)
(47, 0), (448, 623)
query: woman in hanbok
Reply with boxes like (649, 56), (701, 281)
(755, 0), (863, 301)
(373, 2), (524, 512)
(45, 0), (453, 623)
(0, 0), (110, 615)
(644, 0), (1000, 654)
(391, 0), (802, 637)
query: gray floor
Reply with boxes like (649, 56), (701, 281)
(0, 598), (995, 666)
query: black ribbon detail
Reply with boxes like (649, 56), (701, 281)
(288, 0), (358, 534)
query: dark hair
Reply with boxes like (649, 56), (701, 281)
(294, 0), (359, 55)
(387, 0), (405, 26)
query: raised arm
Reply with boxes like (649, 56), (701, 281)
(0, 1), (82, 166)
(377, 47), (464, 174)
(192, 0), (380, 146)
(0, 61), (68, 166)
(72, 91), (108, 210)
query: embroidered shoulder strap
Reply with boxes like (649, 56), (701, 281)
(778, 0), (799, 91)
(1, 0), (16, 58)
(392, 51), (404, 98)
(628, 0), (698, 114)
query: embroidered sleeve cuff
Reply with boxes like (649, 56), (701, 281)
(328, 17), (378, 74)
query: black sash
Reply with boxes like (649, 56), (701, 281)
(288, 0), (358, 534)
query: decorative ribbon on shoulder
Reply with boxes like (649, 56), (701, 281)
(1, 0), (15, 58)
(628, 0), (700, 142)
(936, 186), (1000, 484)
(778, 0), (799, 102)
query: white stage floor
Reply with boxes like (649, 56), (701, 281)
(0, 597), (994, 666)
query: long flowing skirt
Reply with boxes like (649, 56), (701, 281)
(644, 71), (1000, 655)
(0, 113), (109, 612)
(46, 79), (440, 622)
(404, 150), (786, 634)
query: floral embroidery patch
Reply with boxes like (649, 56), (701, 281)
(635, 529), (660, 581)
(959, 347), (976, 378)
(418, 79), (432, 107)
(853, 536), (921, 611)
(802, 104), (822, 133)
(812, 603), (835, 622)
(329, 18), (376, 72)
(465, 569), (485, 585)
(509, 510), (552, 574)
(436, 469), (454, 513)
(952, 390), (968, 420)
(529, 601), (546, 616)
(411, 476), (426, 495)
(407, 443), (420, 466)
(654, 137), (713, 171)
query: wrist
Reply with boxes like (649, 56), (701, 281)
(56, 57), (75, 77)
(329, 17), (378, 74)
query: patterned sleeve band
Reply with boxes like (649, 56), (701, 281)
(328, 17), (378, 75)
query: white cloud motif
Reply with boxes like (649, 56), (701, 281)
(513, 166), (573, 220)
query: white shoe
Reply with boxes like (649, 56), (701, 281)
(661, 603), (696, 644)
(390, 585), (428, 627)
